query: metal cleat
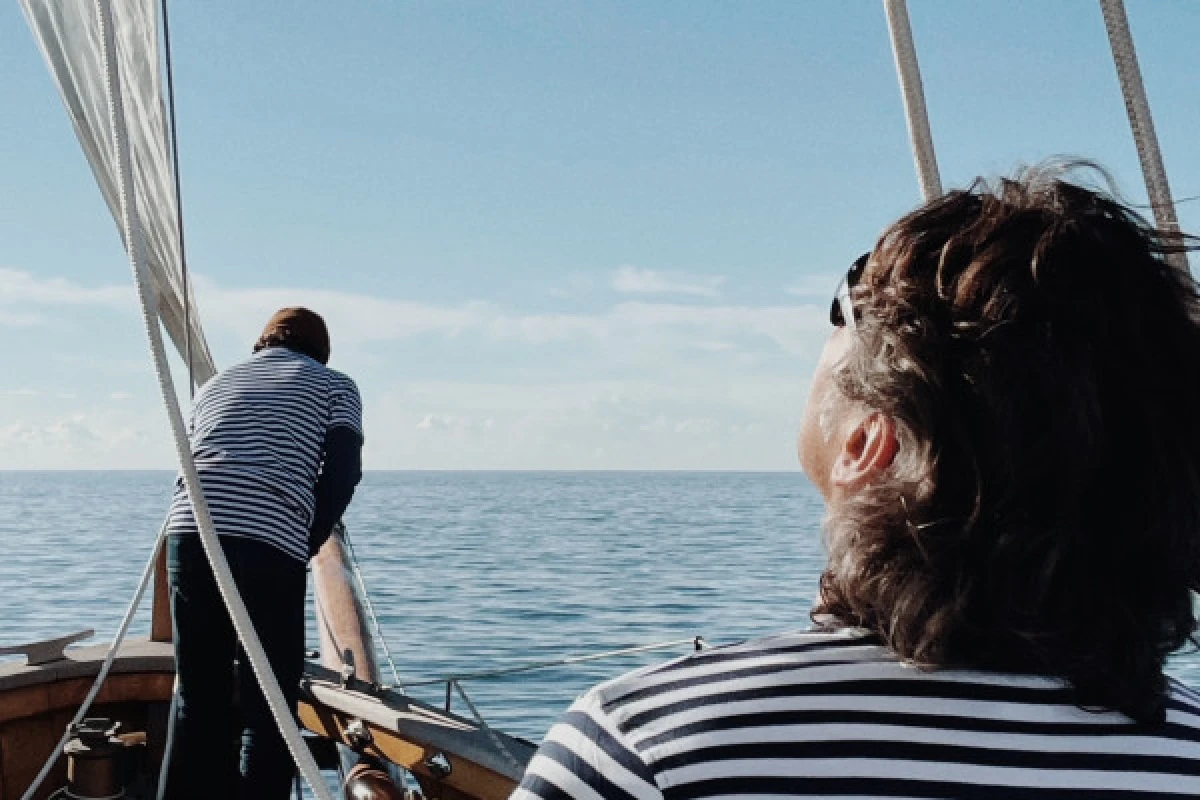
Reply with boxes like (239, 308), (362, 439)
(0, 629), (95, 666)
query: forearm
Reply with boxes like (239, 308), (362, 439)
(309, 426), (363, 555)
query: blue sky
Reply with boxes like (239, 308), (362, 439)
(1, 1), (1198, 469)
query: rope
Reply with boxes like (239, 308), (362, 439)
(154, 684), (178, 800)
(450, 680), (523, 772)
(433, 638), (706, 772)
(1098, 0), (1189, 273)
(20, 524), (167, 800)
(93, 3), (333, 798)
(339, 523), (404, 689)
(403, 637), (706, 687)
(883, 0), (942, 201)
(51, 790), (126, 800)
(158, 0), (194, 396)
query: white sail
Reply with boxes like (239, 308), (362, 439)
(20, 0), (216, 385)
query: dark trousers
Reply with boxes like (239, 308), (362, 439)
(161, 533), (307, 800)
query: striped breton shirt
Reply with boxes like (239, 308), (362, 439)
(165, 346), (363, 562)
(514, 628), (1200, 799)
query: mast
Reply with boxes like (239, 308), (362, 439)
(151, 0), (185, 645)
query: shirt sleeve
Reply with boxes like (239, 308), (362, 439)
(329, 372), (364, 438)
(512, 690), (663, 800)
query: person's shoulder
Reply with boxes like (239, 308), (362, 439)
(586, 628), (889, 711)
(325, 366), (358, 389)
(198, 354), (259, 394)
(324, 368), (361, 401)
(285, 353), (357, 395)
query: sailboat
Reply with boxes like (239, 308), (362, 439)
(0, 1), (1186, 799)
(2, 2), (535, 799)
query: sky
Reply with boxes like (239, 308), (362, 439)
(1, 1), (1198, 470)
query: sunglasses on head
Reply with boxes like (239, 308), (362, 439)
(830, 252), (869, 330)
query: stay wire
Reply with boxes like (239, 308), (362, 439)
(159, 0), (193, 398)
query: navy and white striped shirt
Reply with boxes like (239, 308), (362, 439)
(165, 347), (363, 562)
(515, 629), (1200, 799)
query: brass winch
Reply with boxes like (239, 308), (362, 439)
(59, 717), (128, 799)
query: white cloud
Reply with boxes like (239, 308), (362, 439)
(0, 310), (46, 327)
(191, 277), (485, 349)
(0, 268), (826, 360)
(0, 268), (130, 310)
(187, 278), (827, 361)
(547, 275), (595, 299)
(0, 268), (131, 329)
(0, 267), (829, 469)
(611, 266), (725, 298)
(784, 273), (840, 300)
(0, 412), (170, 469)
(366, 374), (808, 469)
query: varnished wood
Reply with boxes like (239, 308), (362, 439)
(0, 698), (156, 800)
(0, 641), (176, 798)
(298, 701), (519, 800)
(0, 674), (174, 725)
(312, 531), (380, 684)
(1, 709), (70, 800)
(151, 546), (173, 643)
(301, 666), (531, 781)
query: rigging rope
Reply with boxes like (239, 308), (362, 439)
(883, 0), (942, 201)
(403, 637), (706, 687)
(1098, 0), (1189, 273)
(93, 3), (333, 798)
(340, 523), (405, 689)
(451, 680), (523, 771)
(20, 524), (167, 800)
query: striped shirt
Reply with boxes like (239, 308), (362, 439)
(514, 629), (1200, 799)
(165, 347), (363, 562)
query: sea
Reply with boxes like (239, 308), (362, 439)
(2, 470), (1199, 749)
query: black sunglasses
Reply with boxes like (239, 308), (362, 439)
(830, 252), (869, 329)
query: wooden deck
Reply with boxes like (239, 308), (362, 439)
(0, 639), (533, 800)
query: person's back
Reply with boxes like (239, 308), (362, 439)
(513, 164), (1200, 799)
(520, 630), (1200, 799)
(166, 344), (362, 561)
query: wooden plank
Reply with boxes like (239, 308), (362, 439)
(0, 674), (174, 725)
(0, 700), (160, 800)
(151, 547), (173, 643)
(0, 639), (174, 693)
(1, 709), (70, 800)
(301, 672), (533, 780)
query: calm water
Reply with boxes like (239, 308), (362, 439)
(1, 470), (1197, 745)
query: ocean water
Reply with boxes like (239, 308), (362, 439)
(1, 470), (1198, 747)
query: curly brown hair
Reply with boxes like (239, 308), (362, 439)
(813, 163), (1200, 723)
(253, 307), (331, 365)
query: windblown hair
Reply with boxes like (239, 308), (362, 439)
(253, 307), (331, 365)
(814, 162), (1200, 723)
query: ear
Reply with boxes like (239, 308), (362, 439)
(831, 412), (899, 494)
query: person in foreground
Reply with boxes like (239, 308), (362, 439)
(513, 164), (1200, 799)
(161, 307), (364, 800)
